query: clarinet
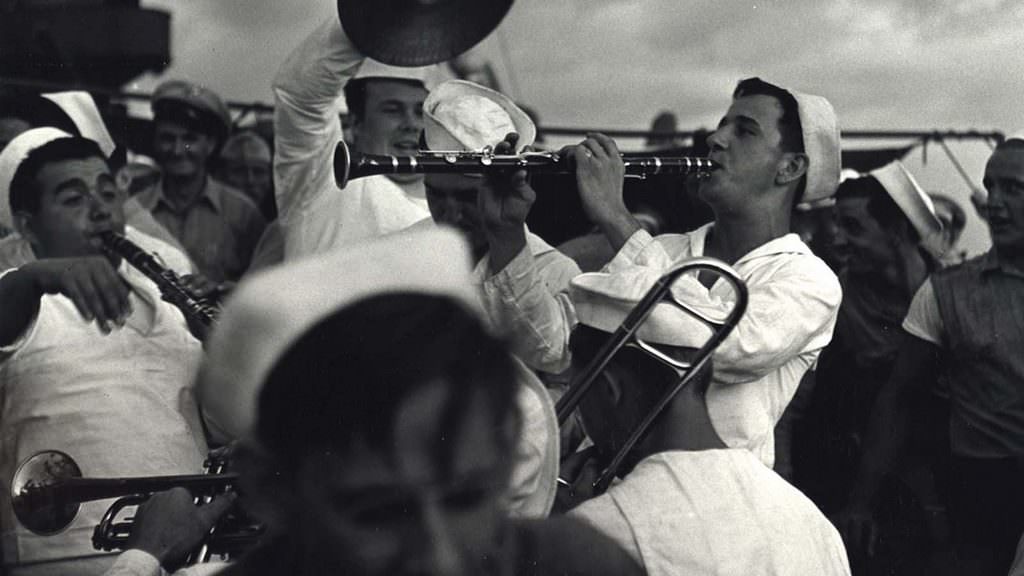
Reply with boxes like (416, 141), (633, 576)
(98, 231), (218, 329)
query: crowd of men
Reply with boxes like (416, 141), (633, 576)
(0, 11), (1021, 576)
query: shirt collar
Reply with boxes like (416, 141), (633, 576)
(138, 176), (222, 214)
(691, 223), (813, 266)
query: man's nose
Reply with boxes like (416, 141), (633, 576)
(408, 500), (462, 576)
(400, 109), (423, 131)
(172, 137), (188, 156)
(706, 128), (727, 152)
(88, 195), (114, 221)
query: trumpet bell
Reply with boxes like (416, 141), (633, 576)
(11, 450), (82, 535)
(337, 0), (513, 66)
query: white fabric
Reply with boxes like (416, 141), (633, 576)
(0, 232), (208, 571)
(901, 278), (945, 346)
(103, 549), (225, 576)
(272, 19), (430, 261)
(570, 450), (851, 576)
(424, 80), (536, 154)
(870, 161), (945, 258)
(41, 92), (116, 158)
(483, 225), (841, 467)
(791, 90), (841, 205)
(0, 127), (73, 229)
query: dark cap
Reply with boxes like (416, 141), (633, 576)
(152, 80), (231, 141)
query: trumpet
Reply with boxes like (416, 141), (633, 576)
(333, 140), (717, 188)
(10, 450), (261, 557)
(556, 258), (748, 494)
(98, 231), (219, 331)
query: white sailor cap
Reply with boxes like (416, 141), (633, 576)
(424, 79), (535, 155)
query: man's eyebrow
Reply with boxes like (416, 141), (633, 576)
(734, 115), (762, 129)
(54, 179), (88, 194)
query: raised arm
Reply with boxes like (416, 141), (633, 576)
(272, 18), (364, 228)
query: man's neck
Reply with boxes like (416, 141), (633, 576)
(161, 172), (207, 211)
(995, 247), (1024, 276)
(705, 207), (791, 265)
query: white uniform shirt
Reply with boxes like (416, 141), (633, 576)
(273, 19), (430, 261)
(483, 225), (841, 467)
(570, 450), (851, 576)
(0, 231), (207, 572)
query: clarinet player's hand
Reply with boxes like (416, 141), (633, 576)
(20, 257), (132, 334)
(480, 133), (535, 274)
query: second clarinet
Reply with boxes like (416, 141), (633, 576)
(98, 231), (218, 329)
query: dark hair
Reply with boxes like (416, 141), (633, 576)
(996, 138), (1024, 152)
(343, 78), (370, 121)
(733, 78), (806, 202)
(836, 175), (920, 243)
(257, 292), (520, 473)
(0, 94), (79, 136)
(9, 137), (108, 215)
(343, 77), (426, 122)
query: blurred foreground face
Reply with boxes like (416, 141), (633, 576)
(293, 380), (510, 576)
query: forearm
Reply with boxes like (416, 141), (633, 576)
(847, 385), (912, 508)
(483, 246), (575, 373)
(848, 336), (939, 508)
(0, 267), (41, 346)
(593, 210), (642, 254)
(272, 18), (363, 222)
(488, 228), (528, 277)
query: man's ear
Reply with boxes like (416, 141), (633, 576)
(12, 211), (39, 246)
(776, 152), (809, 186)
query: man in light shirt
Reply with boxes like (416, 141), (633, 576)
(0, 129), (208, 575)
(478, 78), (843, 467)
(273, 17), (441, 260)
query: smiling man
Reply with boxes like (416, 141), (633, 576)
(273, 18), (440, 260)
(479, 78), (843, 467)
(127, 80), (267, 283)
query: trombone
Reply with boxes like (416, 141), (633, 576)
(10, 450), (261, 557)
(556, 257), (749, 493)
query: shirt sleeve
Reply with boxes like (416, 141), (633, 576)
(0, 268), (40, 358)
(102, 550), (165, 576)
(901, 278), (945, 346)
(272, 18), (364, 230)
(603, 230), (843, 385)
(481, 244), (578, 374)
(569, 496), (642, 563)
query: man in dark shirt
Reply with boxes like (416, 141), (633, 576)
(839, 138), (1024, 575)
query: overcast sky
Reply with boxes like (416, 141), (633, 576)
(135, 0), (1024, 255)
